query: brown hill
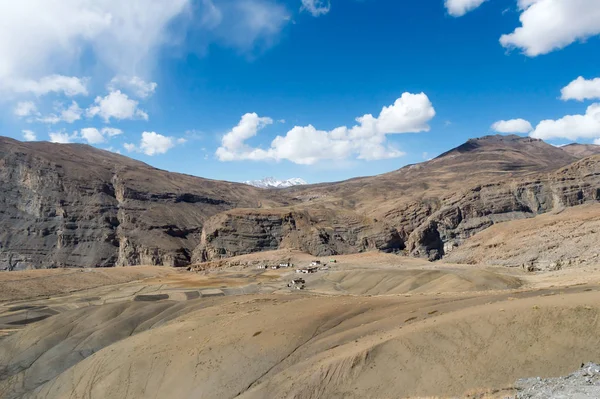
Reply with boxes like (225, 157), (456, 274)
(560, 143), (600, 158)
(197, 135), (600, 262)
(0, 137), (288, 269)
(1, 134), (599, 268)
(444, 203), (600, 270)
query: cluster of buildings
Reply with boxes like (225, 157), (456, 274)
(256, 262), (293, 270)
(257, 259), (336, 274)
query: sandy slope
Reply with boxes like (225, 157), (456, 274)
(1, 252), (600, 398)
(1, 284), (599, 398)
(0, 267), (175, 303)
(445, 204), (600, 269)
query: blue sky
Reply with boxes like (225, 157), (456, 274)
(1, 0), (600, 183)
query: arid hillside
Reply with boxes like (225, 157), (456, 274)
(560, 143), (600, 158)
(1, 255), (600, 399)
(444, 203), (600, 270)
(198, 135), (600, 262)
(1, 134), (599, 269)
(0, 137), (289, 269)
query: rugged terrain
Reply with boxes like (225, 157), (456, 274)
(515, 363), (600, 398)
(1, 251), (600, 398)
(2, 134), (600, 269)
(197, 135), (600, 262)
(0, 137), (287, 269)
(445, 203), (600, 270)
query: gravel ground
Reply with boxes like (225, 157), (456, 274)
(516, 363), (600, 398)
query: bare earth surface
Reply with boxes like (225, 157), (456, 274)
(1, 250), (600, 398)
(445, 203), (600, 270)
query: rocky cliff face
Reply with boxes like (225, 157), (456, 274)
(1, 135), (598, 268)
(0, 138), (280, 270)
(406, 156), (600, 260)
(192, 208), (403, 262)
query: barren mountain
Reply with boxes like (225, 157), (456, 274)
(197, 135), (600, 262)
(1, 134), (599, 269)
(0, 137), (288, 270)
(560, 143), (600, 158)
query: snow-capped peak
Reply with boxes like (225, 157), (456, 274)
(244, 177), (308, 189)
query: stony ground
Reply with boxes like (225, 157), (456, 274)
(515, 363), (600, 398)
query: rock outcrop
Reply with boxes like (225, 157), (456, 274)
(0, 138), (281, 269)
(193, 208), (404, 262)
(405, 154), (600, 259)
(1, 134), (599, 268)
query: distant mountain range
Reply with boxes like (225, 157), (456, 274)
(244, 177), (308, 189)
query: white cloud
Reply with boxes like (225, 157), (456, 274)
(79, 127), (124, 144)
(0, 0), (295, 101)
(124, 131), (183, 155)
(108, 76), (158, 98)
(37, 101), (83, 124)
(301, 0), (330, 17)
(530, 103), (600, 141)
(22, 130), (37, 141)
(124, 143), (138, 153)
(491, 118), (533, 133)
(220, 113), (274, 153)
(49, 130), (78, 144)
(561, 76), (600, 101)
(0, 0), (191, 91)
(14, 101), (38, 117)
(500, 0), (600, 57)
(102, 127), (123, 137)
(6, 75), (88, 97)
(196, 0), (290, 51)
(80, 128), (106, 144)
(87, 91), (148, 122)
(60, 101), (83, 123)
(445, 0), (488, 17)
(216, 92), (435, 165)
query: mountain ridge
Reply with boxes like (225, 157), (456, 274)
(0, 134), (598, 269)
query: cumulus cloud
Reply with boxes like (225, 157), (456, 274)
(79, 127), (124, 144)
(87, 91), (148, 122)
(219, 113), (274, 156)
(80, 128), (106, 144)
(108, 76), (158, 98)
(14, 101), (38, 117)
(37, 101), (83, 124)
(561, 76), (600, 101)
(124, 131), (184, 155)
(216, 92), (435, 165)
(500, 0), (600, 56)
(49, 130), (78, 144)
(22, 130), (37, 141)
(301, 0), (331, 17)
(530, 103), (600, 141)
(445, 0), (488, 17)
(491, 118), (533, 133)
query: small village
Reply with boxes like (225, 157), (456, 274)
(256, 259), (337, 291)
